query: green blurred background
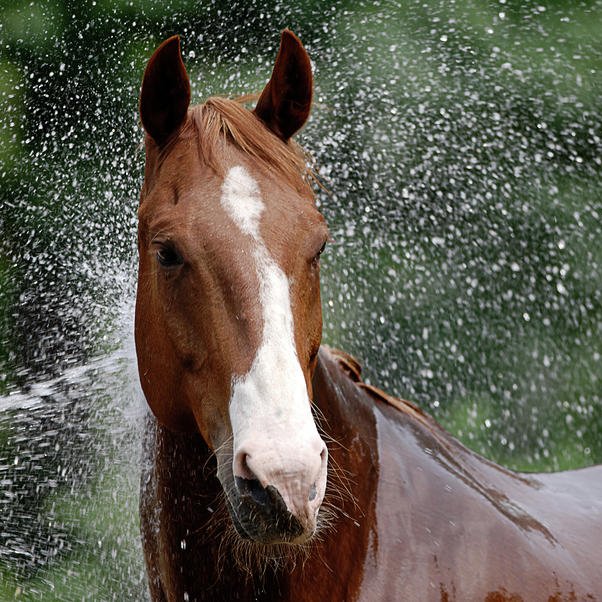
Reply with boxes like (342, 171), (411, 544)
(0, 0), (600, 599)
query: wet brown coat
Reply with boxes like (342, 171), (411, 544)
(136, 30), (602, 602)
(141, 346), (602, 601)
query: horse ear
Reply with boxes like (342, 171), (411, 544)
(254, 29), (313, 141)
(140, 35), (191, 146)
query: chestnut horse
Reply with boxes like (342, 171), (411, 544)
(135, 30), (602, 601)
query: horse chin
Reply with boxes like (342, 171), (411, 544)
(224, 488), (317, 545)
(216, 457), (318, 545)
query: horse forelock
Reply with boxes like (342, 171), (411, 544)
(183, 97), (316, 199)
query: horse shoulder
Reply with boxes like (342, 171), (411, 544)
(317, 347), (602, 600)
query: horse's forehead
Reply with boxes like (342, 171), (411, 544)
(142, 140), (325, 256)
(218, 166), (311, 228)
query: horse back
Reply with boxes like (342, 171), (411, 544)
(371, 403), (601, 599)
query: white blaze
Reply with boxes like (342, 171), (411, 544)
(220, 166), (323, 498)
(220, 166), (264, 238)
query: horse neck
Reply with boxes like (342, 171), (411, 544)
(312, 348), (380, 482)
(311, 347), (549, 557)
(307, 349), (381, 588)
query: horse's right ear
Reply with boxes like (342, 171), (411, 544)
(140, 36), (191, 146)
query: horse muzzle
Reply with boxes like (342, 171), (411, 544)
(219, 437), (328, 544)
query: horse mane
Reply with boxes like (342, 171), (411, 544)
(325, 345), (541, 489)
(186, 97), (316, 198)
(323, 346), (436, 428)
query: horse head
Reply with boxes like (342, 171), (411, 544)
(135, 31), (329, 545)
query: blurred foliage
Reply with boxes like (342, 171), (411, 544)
(0, 0), (600, 597)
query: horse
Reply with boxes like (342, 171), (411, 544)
(135, 30), (602, 601)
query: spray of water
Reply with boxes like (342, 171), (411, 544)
(0, 1), (600, 598)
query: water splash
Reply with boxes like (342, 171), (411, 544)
(0, 0), (600, 597)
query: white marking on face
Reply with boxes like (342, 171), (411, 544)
(220, 165), (264, 239)
(220, 166), (324, 510)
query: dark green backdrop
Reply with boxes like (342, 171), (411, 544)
(0, 1), (600, 598)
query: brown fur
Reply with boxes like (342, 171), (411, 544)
(186, 98), (315, 197)
(136, 30), (602, 602)
(141, 347), (602, 601)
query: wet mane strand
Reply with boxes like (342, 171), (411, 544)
(187, 97), (315, 198)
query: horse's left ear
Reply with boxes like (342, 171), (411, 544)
(254, 29), (313, 141)
(140, 35), (191, 146)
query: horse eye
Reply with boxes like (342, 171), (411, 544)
(156, 246), (183, 268)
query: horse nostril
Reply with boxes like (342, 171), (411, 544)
(234, 451), (271, 505)
(233, 450), (258, 481)
(235, 476), (270, 506)
(319, 443), (328, 471)
(308, 483), (317, 501)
